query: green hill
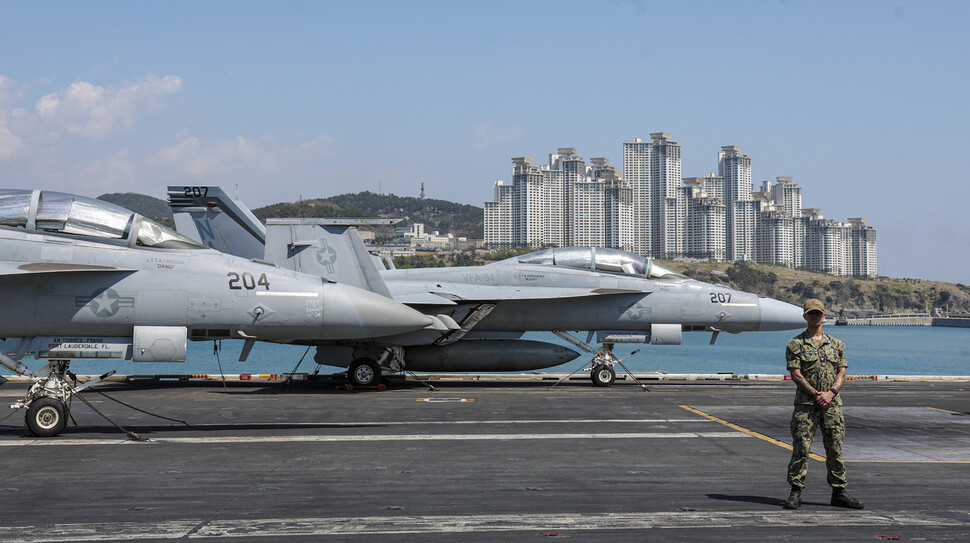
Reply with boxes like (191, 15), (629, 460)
(97, 192), (174, 227)
(666, 260), (970, 316)
(252, 191), (484, 239)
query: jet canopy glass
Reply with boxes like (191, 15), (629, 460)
(0, 189), (204, 249)
(516, 247), (686, 279)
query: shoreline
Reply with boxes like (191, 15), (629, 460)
(4, 371), (969, 384)
(831, 315), (970, 327)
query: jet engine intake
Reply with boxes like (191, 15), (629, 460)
(133, 326), (187, 362)
(649, 323), (682, 345)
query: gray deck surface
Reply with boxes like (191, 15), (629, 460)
(0, 377), (967, 541)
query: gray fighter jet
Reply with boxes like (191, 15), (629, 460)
(169, 186), (804, 387)
(0, 189), (433, 436)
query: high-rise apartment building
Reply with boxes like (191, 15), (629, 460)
(718, 145), (754, 261)
(511, 157), (544, 249)
(848, 218), (878, 277)
(622, 138), (653, 256)
(484, 180), (513, 248)
(683, 177), (726, 260)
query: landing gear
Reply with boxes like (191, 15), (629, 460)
(548, 331), (648, 391)
(591, 364), (616, 387)
(347, 358), (381, 387)
(0, 357), (117, 437)
(25, 397), (67, 437)
(10, 359), (74, 437)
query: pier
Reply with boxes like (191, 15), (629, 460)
(834, 313), (970, 327)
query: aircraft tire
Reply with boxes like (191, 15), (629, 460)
(591, 364), (615, 387)
(26, 397), (67, 437)
(348, 358), (381, 387)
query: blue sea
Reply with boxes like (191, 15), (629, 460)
(3, 326), (968, 377)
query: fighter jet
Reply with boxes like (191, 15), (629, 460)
(169, 186), (804, 387)
(0, 189), (433, 436)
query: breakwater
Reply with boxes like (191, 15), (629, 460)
(837, 314), (970, 327)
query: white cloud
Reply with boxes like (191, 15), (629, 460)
(0, 72), (342, 203)
(33, 74), (181, 139)
(0, 76), (23, 159)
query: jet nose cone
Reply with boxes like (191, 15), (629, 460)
(759, 298), (805, 331)
(322, 284), (432, 339)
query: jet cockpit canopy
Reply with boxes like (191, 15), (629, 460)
(0, 189), (204, 249)
(516, 247), (686, 279)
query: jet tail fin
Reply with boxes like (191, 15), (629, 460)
(264, 218), (399, 298)
(166, 186), (266, 259)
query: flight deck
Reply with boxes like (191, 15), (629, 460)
(0, 377), (968, 541)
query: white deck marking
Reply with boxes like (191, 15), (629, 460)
(0, 431), (746, 447)
(0, 510), (962, 541)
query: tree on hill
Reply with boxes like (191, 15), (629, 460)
(97, 193), (174, 227)
(252, 191), (484, 239)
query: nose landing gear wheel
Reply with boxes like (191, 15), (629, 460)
(348, 358), (381, 387)
(26, 397), (67, 437)
(591, 364), (616, 387)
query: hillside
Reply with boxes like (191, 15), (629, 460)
(666, 260), (970, 316)
(97, 192), (174, 227)
(252, 191), (484, 239)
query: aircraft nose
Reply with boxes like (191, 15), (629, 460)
(322, 284), (432, 339)
(759, 298), (805, 331)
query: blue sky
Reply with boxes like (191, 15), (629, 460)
(1, 1), (967, 283)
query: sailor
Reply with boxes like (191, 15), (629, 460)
(783, 298), (864, 510)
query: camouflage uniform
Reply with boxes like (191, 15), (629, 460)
(786, 330), (848, 490)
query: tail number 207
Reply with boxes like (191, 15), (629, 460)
(710, 292), (732, 303)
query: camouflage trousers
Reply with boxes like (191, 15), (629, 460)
(787, 403), (847, 489)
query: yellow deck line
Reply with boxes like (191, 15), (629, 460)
(682, 405), (970, 464)
(681, 405), (824, 462)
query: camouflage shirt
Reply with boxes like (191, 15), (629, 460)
(786, 330), (847, 406)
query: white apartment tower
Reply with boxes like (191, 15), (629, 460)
(571, 178), (607, 247)
(683, 178), (726, 260)
(623, 138), (653, 256)
(718, 145), (754, 261)
(540, 163), (565, 247)
(650, 133), (685, 259)
(559, 149), (585, 246)
(848, 218), (878, 277)
(594, 158), (634, 251)
(484, 180), (514, 248)
(511, 157), (544, 249)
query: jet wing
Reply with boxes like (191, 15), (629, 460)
(0, 262), (136, 277)
(399, 285), (649, 303)
(393, 292), (459, 305)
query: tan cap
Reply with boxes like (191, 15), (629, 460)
(802, 299), (825, 314)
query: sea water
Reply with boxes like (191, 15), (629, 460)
(2, 326), (968, 377)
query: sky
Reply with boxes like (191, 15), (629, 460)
(0, 0), (967, 283)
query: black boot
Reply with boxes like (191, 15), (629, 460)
(783, 487), (801, 510)
(831, 488), (864, 509)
